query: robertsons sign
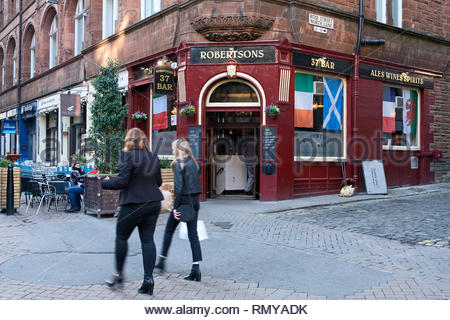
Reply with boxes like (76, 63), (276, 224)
(190, 45), (276, 64)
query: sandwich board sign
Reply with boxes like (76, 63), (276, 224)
(362, 160), (388, 194)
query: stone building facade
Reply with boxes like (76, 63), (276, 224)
(0, 0), (448, 197)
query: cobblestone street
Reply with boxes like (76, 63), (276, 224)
(0, 184), (449, 300)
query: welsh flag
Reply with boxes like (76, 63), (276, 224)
(382, 87), (396, 133)
(402, 90), (417, 135)
(153, 95), (168, 131)
(294, 73), (314, 128)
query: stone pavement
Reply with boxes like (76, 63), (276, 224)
(0, 183), (449, 300)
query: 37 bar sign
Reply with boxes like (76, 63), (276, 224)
(155, 65), (174, 95)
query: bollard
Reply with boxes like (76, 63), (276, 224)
(6, 164), (14, 215)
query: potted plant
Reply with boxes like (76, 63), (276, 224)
(265, 103), (280, 119)
(86, 58), (128, 217)
(0, 158), (21, 210)
(132, 111), (148, 122)
(180, 104), (196, 118)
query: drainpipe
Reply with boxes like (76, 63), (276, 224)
(352, 0), (364, 188)
(17, 0), (23, 156)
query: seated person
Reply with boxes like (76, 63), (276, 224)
(65, 163), (86, 213)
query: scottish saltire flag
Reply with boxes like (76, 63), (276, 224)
(382, 87), (396, 133)
(153, 95), (168, 131)
(323, 77), (343, 130)
(294, 73), (314, 128)
(402, 90), (418, 135)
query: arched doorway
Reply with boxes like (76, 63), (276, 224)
(205, 78), (262, 199)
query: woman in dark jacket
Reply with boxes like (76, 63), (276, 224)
(155, 138), (203, 281)
(65, 163), (86, 213)
(102, 128), (163, 295)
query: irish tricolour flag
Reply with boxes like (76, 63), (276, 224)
(402, 90), (417, 135)
(153, 95), (168, 131)
(382, 87), (396, 133)
(294, 73), (314, 128)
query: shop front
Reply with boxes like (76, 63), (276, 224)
(18, 101), (37, 161)
(37, 94), (60, 165)
(2, 108), (18, 156)
(126, 39), (438, 201)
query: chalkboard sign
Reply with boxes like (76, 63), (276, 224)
(262, 126), (276, 161)
(262, 126), (276, 175)
(362, 160), (388, 194)
(188, 126), (202, 159)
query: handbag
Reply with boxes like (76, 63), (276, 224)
(160, 190), (173, 213)
(177, 203), (195, 222)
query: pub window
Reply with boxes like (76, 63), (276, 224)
(382, 85), (419, 149)
(151, 94), (177, 156)
(392, 0), (402, 28)
(294, 71), (346, 160)
(207, 79), (260, 107)
(141, 0), (161, 19)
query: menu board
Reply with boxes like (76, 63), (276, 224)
(362, 160), (388, 194)
(262, 126), (276, 161)
(262, 126), (276, 175)
(188, 126), (202, 159)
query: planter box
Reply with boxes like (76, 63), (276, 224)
(161, 168), (174, 193)
(0, 167), (21, 209)
(84, 175), (120, 218)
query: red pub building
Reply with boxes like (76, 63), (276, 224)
(126, 38), (440, 201)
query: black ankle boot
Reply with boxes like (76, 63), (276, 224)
(105, 272), (123, 288)
(184, 264), (201, 282)
(138, 276), (154, 295)
(154, 257), (166, 273)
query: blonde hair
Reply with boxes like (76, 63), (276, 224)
(171, 138), (199, 170)
(123, 128), (150, 151)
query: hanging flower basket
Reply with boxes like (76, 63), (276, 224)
(180, 104), (196, 118)
(132, 111), (148, 122)
(265, 103), (280, 119)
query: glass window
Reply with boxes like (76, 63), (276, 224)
(382, 85), (419, 148)
(294, 72), (346, 160)
(12, 48), (16, 84)
(103, 0), (118, 38)
(1, 57), (4, 89)
(151, 94), (177, 156)
(30, 34), (35, 78)
(49, 16), (58, 68)
(392, 0), (402, 28)
(74, 0), (84, 55)
(209, 82), (259, 103)
(141, 0), (161, 19)
(376, 0), (387, 23)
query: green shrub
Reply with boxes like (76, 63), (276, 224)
(0, 158), (14, 168)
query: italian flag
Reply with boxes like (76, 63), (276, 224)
(382, 87), (396, 133)
(294, 73), (314, 128)
(153, 95), (168, 131)
(402, 90), (418, 135)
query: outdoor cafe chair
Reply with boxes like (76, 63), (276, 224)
(48, 180), (70, 211)
(25, 181), (57, 215)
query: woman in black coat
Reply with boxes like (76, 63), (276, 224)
(102, 128), (163, 295)
(155, 138), (203, 281)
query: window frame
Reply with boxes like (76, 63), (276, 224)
(102, 0), (118, 39)
(376, 0), (387, 24)
(74, 0), (85, 55)
(49, 15), (58, 68)
(293, 70), (347, 162)
(30, 33), (35, 78)
(12, 47), (17, 84)
(141, 0), (161, 20)
(206, 79), (261, 108)
(392, 0), (402, 28)
(382, 83), (420, 152)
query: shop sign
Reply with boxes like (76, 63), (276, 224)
(60, 94), (81, 117)
(293, 52), (353, 75)
(21, 101), (37, 119)
(2, 120), (16, 134)
(154, 65), (174, 95)
(118, 69), (129, 89)
(6, 108), (17, 118)
(38, 94), (60, 113)
(359, 64), (434, 88)
(190, 45), (276, 65)
(309, 13), (334, 29)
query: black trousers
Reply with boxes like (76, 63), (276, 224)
(161, 194), (202, 262)
(115, 201), (161, 278)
